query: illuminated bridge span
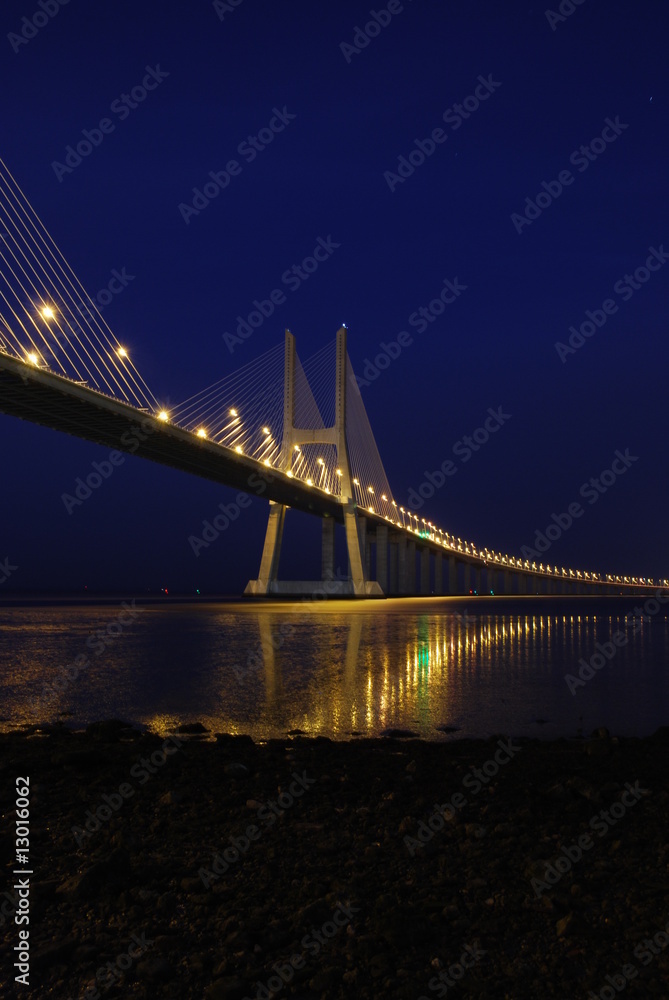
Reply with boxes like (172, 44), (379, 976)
(0, 159), (665, 597)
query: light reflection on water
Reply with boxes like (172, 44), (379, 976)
(0, 598), (667, 740)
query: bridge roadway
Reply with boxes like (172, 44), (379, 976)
(0, 353), (661, 598)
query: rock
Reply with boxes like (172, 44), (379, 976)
(85, 719), (139, 741)
(205, 976), (248, 999)
(175, 722), (209, 734)
(159, 789), (186, 806)
(136, 956), (173, 981)
(56, 849), (130, 899)
(224, 762), (249, 777)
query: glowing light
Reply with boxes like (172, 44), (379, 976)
(157, 410), (169, 421)
(367, 485), (374, 493)
(263, 427), (270, 435)
(286, 470), (294, 478)
(353, 478), (359, 485)
(196, 428), (207, 438)
(264, 459), (271, 466)
(336, 468), (342, 476)
(307, 478), (313, 486)
(235, 445), (243, 454)
(368, 506), (374, 512)
(382, 494), (387, 501)
(27, 352), (39, 365)
(117, 347), (128, 358)
(294, 445), (301, 452)
(41, 306), (55, 320)
(317, 457), (324, 465)
(229, 408), (237, 417)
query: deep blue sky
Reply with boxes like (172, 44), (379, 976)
(1, 0), (667, 593)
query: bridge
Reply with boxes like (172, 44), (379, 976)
(0, 157), (665, 598)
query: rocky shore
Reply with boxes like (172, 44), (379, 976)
(1, 722), (669, 999)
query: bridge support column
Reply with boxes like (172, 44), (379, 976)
(487, 566), (495, 594)
(322, 517), (335, 581)
(344, 509), (382, 596)
(434, 554), (443, 595)
(244, 501), (286, 595)
(407, 539), (416, 593)
(420, 547), (430, 594)
(376, 525), (389, 593)
(398, 535), (408, 594)
(503, 569), (511, 594)
(389, 538), (399, 594)
(448, 554), (457, 594)
(463, 562), (471, 594)
(474, 566), (481, 594)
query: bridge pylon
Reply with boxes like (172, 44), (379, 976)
(245, 327), (383, 597)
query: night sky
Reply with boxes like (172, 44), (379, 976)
(1, 0), (667, 593)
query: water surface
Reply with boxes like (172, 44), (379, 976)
(1, 597), (667, 740)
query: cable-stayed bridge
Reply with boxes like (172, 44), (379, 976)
(0, 160), (664, 597)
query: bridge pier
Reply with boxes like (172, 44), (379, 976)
(407, 539), (416, 593)
(448, 554), (457, 594)
(420, 546), (430, 594)
(398, 535), (408, 594)
(463, 561), (471, 594)
(322, 516), (335, 581)
(389, 538), (399, 594)
(434, 553), (443, 594)
(376, 524), (389, 593)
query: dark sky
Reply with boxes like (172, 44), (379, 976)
(1, 0), (667, 593)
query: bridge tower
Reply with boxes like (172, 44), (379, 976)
(245, 327), (383, 597)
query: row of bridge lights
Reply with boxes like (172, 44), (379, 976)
(26, 329), (664, 591)
(163, 404), (669, 588)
